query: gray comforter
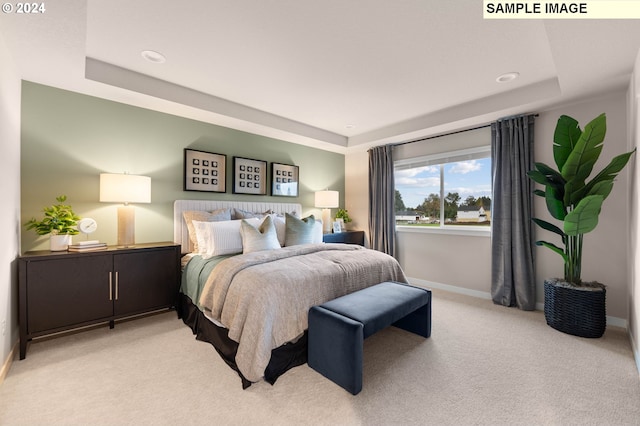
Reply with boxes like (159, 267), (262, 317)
(199, 243), (407, 382)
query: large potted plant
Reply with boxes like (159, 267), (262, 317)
(25, 195), (80, 251)
(528, 113), (635, 338)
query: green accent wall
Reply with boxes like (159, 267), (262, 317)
(21, 82), (345, 251)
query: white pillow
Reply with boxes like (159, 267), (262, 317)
(240, 216), (281, 254)
(269, 214), (287, 246)
(312, 219), (323, 243)
(192, 218), (260, 258)
(183, 208), (232, 252)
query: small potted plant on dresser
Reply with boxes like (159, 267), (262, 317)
(335, 208), (352, 231)
(527, 113), (635, 338)
(25, 195), (80, 251)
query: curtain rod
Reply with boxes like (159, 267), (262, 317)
(391, 123), (491, 148)
(390, 113), (538, 148)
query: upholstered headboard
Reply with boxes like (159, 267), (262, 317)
(173, 199), (303, 254)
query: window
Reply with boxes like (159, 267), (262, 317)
(394, 146), (491, 230)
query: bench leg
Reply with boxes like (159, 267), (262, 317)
(308, 306), (364, 395)
(393, 292), (431, 338)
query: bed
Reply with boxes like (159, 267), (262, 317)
(174, 199), (408, 388)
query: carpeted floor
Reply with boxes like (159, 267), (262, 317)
(1, 289), (639, 425)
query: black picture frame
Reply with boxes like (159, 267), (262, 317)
(271, 162), (299, 197)
(233, 157), (267, 195)
(184, 148), (226, 193)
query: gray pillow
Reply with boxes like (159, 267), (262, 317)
(232, 208), (269, 220)
(240, 215), (281, 253)
(284, 213), (316, 246)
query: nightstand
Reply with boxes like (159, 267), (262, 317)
(18, 242), (181, 359)
(322, 230), (365, 246)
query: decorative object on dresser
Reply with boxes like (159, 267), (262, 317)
(67, 241), (108, 252)
(322, 230), (365, 246)
(24, 195), (80, 251)
(332, 221), (342, 234)
(334, 208), (352, 231)
(77, 217), (98, 236)
(18, 242), (181, 359)
(315, 190), (339, 234)
(271, 162), (299, 197)
(99, 173), (151, 248)
(233, 157), (267, 195)
(527, 113), (635, 338)
(183, 148), (226, 193)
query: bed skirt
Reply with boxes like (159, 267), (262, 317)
(177, 293), (308, 388)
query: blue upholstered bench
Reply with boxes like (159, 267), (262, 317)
(307, 281), (431, 394)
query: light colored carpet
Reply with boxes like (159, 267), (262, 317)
(1, 289), (639, 425)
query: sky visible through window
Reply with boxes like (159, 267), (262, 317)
(395, 158), (492, 210)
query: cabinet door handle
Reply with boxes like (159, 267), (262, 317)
(109, 271), (113, 301)
(115, 271), (119, 301)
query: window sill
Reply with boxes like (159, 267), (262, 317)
(396, 225), (491, 238)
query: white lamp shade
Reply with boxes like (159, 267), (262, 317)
(100, 173), (151, 204)
(315, 190), (339, 208)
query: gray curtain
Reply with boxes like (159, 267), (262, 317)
(368, 145), (396, 256)
(491, 115), (536, 310)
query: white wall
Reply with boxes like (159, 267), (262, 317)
(629, 49), (640, 373)
(0, 33), (21, 378)
(345, 90), (633, 322)
(345, 150), (369, 245)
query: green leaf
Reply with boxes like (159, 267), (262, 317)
(532, 218), (565, 239)
(528, 162), (565, 186)
(577, 149), (636, 202)
(533, 189), (545, 198)
(527, 169), (549, 186)
(561, 113), (606, 184)
(545, 185), (566, 220)
(564, 195), (604, 236)
(553, 115), (582, 170)
(536, 240), (568, 263)
(586, 180), (613, 200)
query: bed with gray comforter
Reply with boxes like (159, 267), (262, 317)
(180, 243), (407, 386)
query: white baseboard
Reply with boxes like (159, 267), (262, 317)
(0, 341), (17, 386)
(407, 277), (493, 300)
(407, 277), (628, 329)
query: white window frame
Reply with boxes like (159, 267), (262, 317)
(394, 146), (492, 237)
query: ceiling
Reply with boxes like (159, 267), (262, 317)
(2, 0), (640, 153)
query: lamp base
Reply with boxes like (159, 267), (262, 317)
(117, 205), (136, 248)
(322, 208), (331, 234)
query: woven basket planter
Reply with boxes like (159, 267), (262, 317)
(543, 278), (606, 338)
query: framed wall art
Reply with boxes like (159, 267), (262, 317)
(233, 157), (267, 195)
(271, 162), (299, 197)
(184, 148), (226, 193)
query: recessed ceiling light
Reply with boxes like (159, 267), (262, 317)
(496, 72), (519, 83)
(141, 50), (166, 64)
(346, 124), (355, 129)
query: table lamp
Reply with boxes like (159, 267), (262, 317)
(315, 190), (339, 233)
(100, 173), (151, 247)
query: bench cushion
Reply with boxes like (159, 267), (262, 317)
(319, 281), (430, 338)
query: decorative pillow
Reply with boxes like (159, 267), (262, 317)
(312, 219), (323, 243)
(240, 215), (281, 254)
(183, 208), (231, 252)
(232, 208), (270, 220)
(192, 218), (260, 258)
(269, 214), (287, 246)
(285, 213), (322, 246)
